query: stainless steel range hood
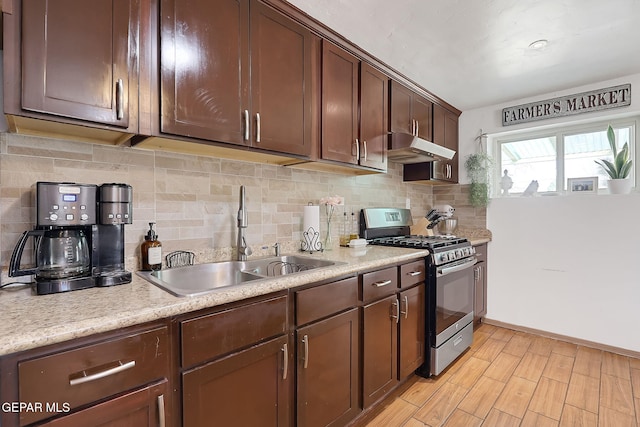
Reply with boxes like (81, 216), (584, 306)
(387, 132), (456, 164)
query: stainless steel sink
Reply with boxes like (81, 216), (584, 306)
(139, 255), (345, 297)
(242, 255), (339, 277)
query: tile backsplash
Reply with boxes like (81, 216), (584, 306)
(0, 132), (486, 269)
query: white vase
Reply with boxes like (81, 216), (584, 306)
(608, 178), (632, 194)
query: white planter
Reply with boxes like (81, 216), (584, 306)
(608, 178), (632, 194)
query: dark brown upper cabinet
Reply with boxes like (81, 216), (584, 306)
(359, 62), (389, 171)
(321, 41), (388, 172)
(3, 0), (140, 134)
(432, 103), (459, 182)
(159, 0), (315, 158)
(390, 80), (432, 141)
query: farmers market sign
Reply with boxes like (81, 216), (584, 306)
(502, 84), (631, 126)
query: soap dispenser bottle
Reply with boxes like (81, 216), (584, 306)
(141, 222), (162, 271)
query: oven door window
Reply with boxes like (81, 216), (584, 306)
(435, 264), (474, 336)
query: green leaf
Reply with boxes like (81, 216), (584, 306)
(607, 125), (618, 157)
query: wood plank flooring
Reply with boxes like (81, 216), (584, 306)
(365, 323), (640, 427)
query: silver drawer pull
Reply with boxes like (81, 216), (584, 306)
(372, 280), (392, 287)
(407, 271), (422, 277)
(391, 298), (399, 324)
(158, 394), (166, 427)
(243, 110), (249, 141)
(116, 78), (124, 120)
(282, 343), (288, 380)
(256, 112), (261, 143)
(69, 360), (135, 386)
(302, 335), (309, 369)
(400, 295), (409, 319)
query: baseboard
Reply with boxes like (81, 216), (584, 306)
(483, 318), (640, 359)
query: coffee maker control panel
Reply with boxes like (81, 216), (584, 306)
(36, 182), (98, 227)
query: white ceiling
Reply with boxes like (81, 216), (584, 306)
(286, 0), (640, 111)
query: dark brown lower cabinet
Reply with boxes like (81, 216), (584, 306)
(296, 308), (360, 427)
(182, 335), (290, 427)
(362, 294), (399, 408)
(39, 380), (169, 427)
(399, 284), (425, 379)
(474, 243), (488, 322)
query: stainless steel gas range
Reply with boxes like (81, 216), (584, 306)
(361, 208), (476, 376)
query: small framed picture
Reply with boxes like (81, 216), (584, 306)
(567, 177), (598, 194)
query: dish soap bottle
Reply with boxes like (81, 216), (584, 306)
(141, 222), (162, 271)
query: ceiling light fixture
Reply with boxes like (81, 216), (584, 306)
(528, 39), (549, 50)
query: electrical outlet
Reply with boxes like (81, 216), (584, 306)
(405, 198), (410, 209)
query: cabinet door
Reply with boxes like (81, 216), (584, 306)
(362, 295), (399, 408)
(389, 81), (412, 135)
(399, 284), (425, 379)
(433, 103), (459, 182)
(297, 308), (360, 427)
(359, 63), (388, 171)
(21, 0), (137, 127)
(474, 244), (488, 322)
(40, 380), (169, 427)
(160, 0), (250, 145)
(413, 94), (433, 142)
(474, 262), (487, 321)
(183, 335), (290, 427)
(250, 0), (314, 156)
(321, 41), (359, 165)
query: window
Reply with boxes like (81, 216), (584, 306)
(493, 120), (637, 195)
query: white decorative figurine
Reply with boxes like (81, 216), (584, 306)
(500, 169), (513, 196)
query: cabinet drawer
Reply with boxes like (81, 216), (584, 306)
(474, 243), (487, 264)
(18, 325), (169, 426)
(296, 276), (358, 326)
(399, 259), (426, 288)
(361, 266), (398, 302)
(181, 294), (287, 368)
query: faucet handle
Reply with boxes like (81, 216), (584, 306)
(273, 243), (281, 256)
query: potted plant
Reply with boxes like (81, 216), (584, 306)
(595, 125), (633, 194)
(464, 152), (493, 207)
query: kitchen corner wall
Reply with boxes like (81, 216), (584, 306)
(0, 132), (483, 269)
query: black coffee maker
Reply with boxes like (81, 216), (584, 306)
(9, 182), (133, 295)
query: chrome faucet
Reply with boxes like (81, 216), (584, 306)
(237, 185), (252, 261)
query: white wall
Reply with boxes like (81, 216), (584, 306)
(459, 73), (640, 352)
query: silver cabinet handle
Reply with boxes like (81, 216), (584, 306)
(411, 119), (416, 135)
(372, 279), (392, 287)
(407, 271), (421, 277)
(391, 298), (400, 324)
(363, 140), (367, 162)
(302, 335), (309, 369)
(415, 120), (419, 136)
(400, 295), (409, 319)
(256, 112), (261, 143)
(116, 79), (124, 120)
(354, 139), (360, 160)
(243, 110), (249, 141)
(157, 394), (166, 427)
(282, 343), (288, 380)
(69, 360), (135, 386)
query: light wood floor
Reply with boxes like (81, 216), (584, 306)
(366, 323), (640, 427)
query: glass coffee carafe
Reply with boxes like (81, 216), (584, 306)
(35, 229), (91, 279)
(9, 228), (91, 281)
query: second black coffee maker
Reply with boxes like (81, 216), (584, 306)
(9, 182), (133, 295)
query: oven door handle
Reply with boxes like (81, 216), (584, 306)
(436, 257), (477, 277)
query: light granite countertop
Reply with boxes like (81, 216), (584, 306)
(0, 246), (432, 357)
